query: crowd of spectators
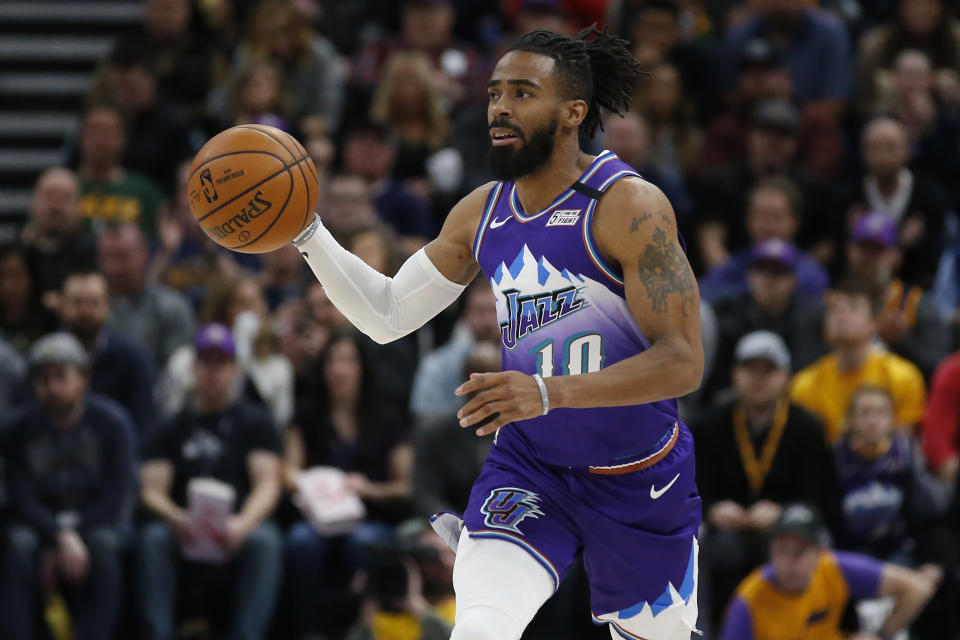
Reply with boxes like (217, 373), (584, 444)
(2, 0), (960, 638)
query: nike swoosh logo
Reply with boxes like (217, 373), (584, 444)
(650, 473), (680, 500)
(490, 217), (509, 229)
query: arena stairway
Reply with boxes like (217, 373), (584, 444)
(0, 0), (142, 238)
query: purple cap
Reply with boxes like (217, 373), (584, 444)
(194, 323), (235, 358)
(852, 211), (897, 247)
(749, 239), (798, 271)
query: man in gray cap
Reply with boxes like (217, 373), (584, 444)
(0, 332), (134, 640)
(693, 330), (835, 633)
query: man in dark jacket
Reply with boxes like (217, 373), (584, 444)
(0, 332), (135, 640)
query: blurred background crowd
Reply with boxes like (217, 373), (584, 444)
(1, 0), (960, 638)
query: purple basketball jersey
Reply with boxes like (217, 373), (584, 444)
(473, 151), (681, 468)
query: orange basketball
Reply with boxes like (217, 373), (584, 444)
(187, 124), (319, 254)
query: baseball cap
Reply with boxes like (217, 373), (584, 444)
(852, 211), (897, 247)
(194, 323), (235, 358)
(734, 330), (791, 370)
(740, 38), (780, 69)
(771, 503), (831, 547)
(749, 239), (798, 272)
(751, 99), (799, 132)
(29, 332), (90, 373)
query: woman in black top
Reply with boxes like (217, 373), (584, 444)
(284, 329), (413, 639)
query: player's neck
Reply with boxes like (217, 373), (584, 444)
(513, 143), (592, 214)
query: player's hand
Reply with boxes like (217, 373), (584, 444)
(455, 371), (545, 437)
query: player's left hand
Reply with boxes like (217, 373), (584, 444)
(455, 371), (546, 436)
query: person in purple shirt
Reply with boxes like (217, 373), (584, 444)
(723, 0), (852, 107)
(722, 503), (935, 640)
(700, 178), (829, 303)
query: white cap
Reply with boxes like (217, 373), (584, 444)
(29, 332), (89, 372)
(734, 330), (791, 370)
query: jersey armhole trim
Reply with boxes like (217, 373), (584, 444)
(472, 182), (504, 261)
(580, 170), (641, 287)
(582, 198), (626, 286)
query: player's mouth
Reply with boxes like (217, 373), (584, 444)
(490, 128), (521, 146)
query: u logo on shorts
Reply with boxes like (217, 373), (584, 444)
(480, 488), (544, 534)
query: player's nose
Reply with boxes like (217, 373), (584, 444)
(490, 97), (512, 119)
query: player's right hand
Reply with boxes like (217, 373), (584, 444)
(455, 371), (544, 436)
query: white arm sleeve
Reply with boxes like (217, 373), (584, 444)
(293, 214), (467, 344)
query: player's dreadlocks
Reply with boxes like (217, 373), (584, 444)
(508, 26), (643, 138)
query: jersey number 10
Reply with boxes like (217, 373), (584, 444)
(531, 333), (604, 377)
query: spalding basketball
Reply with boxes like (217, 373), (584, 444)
(187, 124), (319, 253)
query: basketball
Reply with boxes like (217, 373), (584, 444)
(187, 124), (319, 254)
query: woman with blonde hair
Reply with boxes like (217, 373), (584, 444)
(370, 51), (452, 179)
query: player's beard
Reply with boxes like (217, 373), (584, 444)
(487, 113), (558, 181)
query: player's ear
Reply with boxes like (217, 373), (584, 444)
(562, 99), (588, 129)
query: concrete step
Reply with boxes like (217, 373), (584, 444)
(0, 149), (64, 173)
(0, 2), (142, 23)
(0, 190), (33, 216)
(0, 113), (77, 139)
(0, 72), (91, 97)
(0, 35), (113, 62)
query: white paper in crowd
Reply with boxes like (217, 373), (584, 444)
(295, 466), (366, 536)
(182, 477), (236, 564)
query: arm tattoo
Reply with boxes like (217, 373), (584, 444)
(629, 211), (673, 233)
(629, 212), (652, 233)
(637, 226), (696, 317)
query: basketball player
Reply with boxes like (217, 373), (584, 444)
(295, 28), (704, 640)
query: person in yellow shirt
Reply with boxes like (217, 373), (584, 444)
(721, 503), (935, 640)
(790, 280), (926, 443)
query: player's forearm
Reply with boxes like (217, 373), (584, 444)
(294, 215), (465, 344)
(546, 337), (703, 410)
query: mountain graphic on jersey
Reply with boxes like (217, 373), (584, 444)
(492, 245), (588, 350)
(490, 245), (646, 364)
